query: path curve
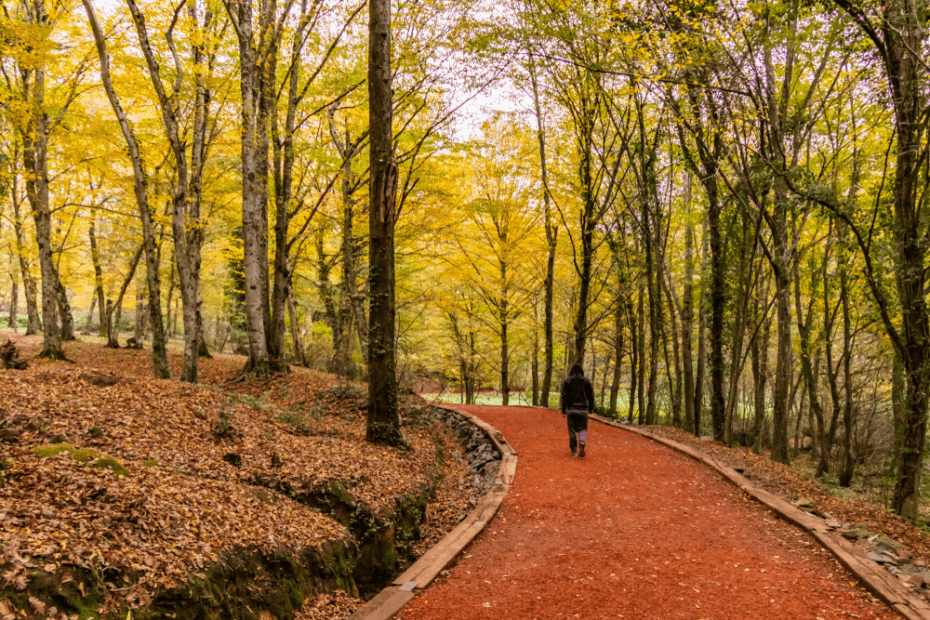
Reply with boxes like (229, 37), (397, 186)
(397, 405), (897, 620)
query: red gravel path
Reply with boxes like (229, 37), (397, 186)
(398, 405), (898, 620)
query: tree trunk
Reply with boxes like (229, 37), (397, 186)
(637, 282), (646, 425)
(106, 244), (144, 349)
(83, 294), (96, 335)
(529, 59), (557, 409)
(88, 212), (107, 337)
(55, 277), (75, 341)
(644, 204), (659, 426)
(627, 298), (638, 423)
(681, 174), (696, 434)
(7, 276), (17, 330)
(19, 37), (64, 360)
(223, 0), (273, 378)
(609, 292), (624, 415)
(11, 191), (40, 335)
(287, 291), (306, 366)
(532, 302), (539, 406)
(84, 0), (170, 378)
(838, 226), (855, 487)
(366, 0), (403, 447)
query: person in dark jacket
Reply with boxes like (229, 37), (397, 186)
(560, 362), (595, 457)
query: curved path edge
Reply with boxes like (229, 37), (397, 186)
(588, 412), (930, 620)
(347, 406), (517, 620)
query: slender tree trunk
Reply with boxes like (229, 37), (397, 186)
(84, 0), (170, 378)
(627, 300), (638, 423)
(20, 42), (64, 360)
(637, 282), (646, 425)
(501, 300), (510, 406)
(366, 0), (403, 446)
(7, 276), (18, 330)
(610, 293), (624, 414)
(681, 174), (696, 434)
(11, 188), (40, 335)
(88, 212), (106, 337)
(529, 60), (557, 409)
(105, 244), (143, 349)
(694, 279), (708, 436)
(532, 301), (539, 406)
(55, 278), (75, 341)
(750, 278), (771, 453)
(287, 290), (306, 366)
(134, 288), (146, 342)
(82, 295), (97, 336)
(838, 226), (855, 487)
(644, 206), (659, 426)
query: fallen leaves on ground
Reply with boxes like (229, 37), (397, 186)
(0, 332), (468, 615)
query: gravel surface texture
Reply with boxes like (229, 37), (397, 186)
(397, 405), (899, 620)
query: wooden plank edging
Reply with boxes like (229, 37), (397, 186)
(588, 413), (930, 620)
(347, 406), (516, 620)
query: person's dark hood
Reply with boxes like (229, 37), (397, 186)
(570, 363), (584, 377)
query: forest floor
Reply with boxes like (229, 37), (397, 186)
(0, 330), (476, 620)
(398, 405), (902, 620)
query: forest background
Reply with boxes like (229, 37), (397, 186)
(2, 0), (930, 523)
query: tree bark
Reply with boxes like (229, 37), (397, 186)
(10, 185), (40, 335)
(84, 0), (170, 378)
(681, 173), (696, 434)
(529, 59), (556, 409)
(637, 281), (646, 425)
(366, 0), (403, 446)
(18, 21), (64, 360)
(88, 212), (107, 337)
(7, 276), (17, 330)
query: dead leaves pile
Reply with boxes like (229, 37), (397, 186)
(0, 335), (459, 615)
(293, 590), (362, 620)
(647, 425), (930, 563)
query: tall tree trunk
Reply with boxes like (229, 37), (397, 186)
(751, 276), (771, 453)
(19, 35), (64, 360)
(681, 173), (696, 434)
(529, 59), (557, 409)
(532, 301), (540, 406)
(571, 104), (597, 368)
(707, 191), (726, 441)
(694, 282), (707, 436)
(627, 299), (638, 423)
(637, 282), (646, 425)
(644, 200), (660, 426)
(224, 0), (272, 378)
(366, 0), (403, 447)
(610, 292), (624, 414)
(84, 0), (170, 378)
(11, 187), (40, 335)
(838, 225), (855, 487)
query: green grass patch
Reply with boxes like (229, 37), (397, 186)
(33, 443), (130, 477)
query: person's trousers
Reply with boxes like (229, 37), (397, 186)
(566, 410), (589, 453)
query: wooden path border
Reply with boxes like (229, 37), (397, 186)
(588, 413), (930, 620)
(347, 406), (517, 620)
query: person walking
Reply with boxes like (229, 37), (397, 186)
(560, 362), (595, 457)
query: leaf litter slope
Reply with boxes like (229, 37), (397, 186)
(0, 334), (470, 617)
(398, 405), (898, 620)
